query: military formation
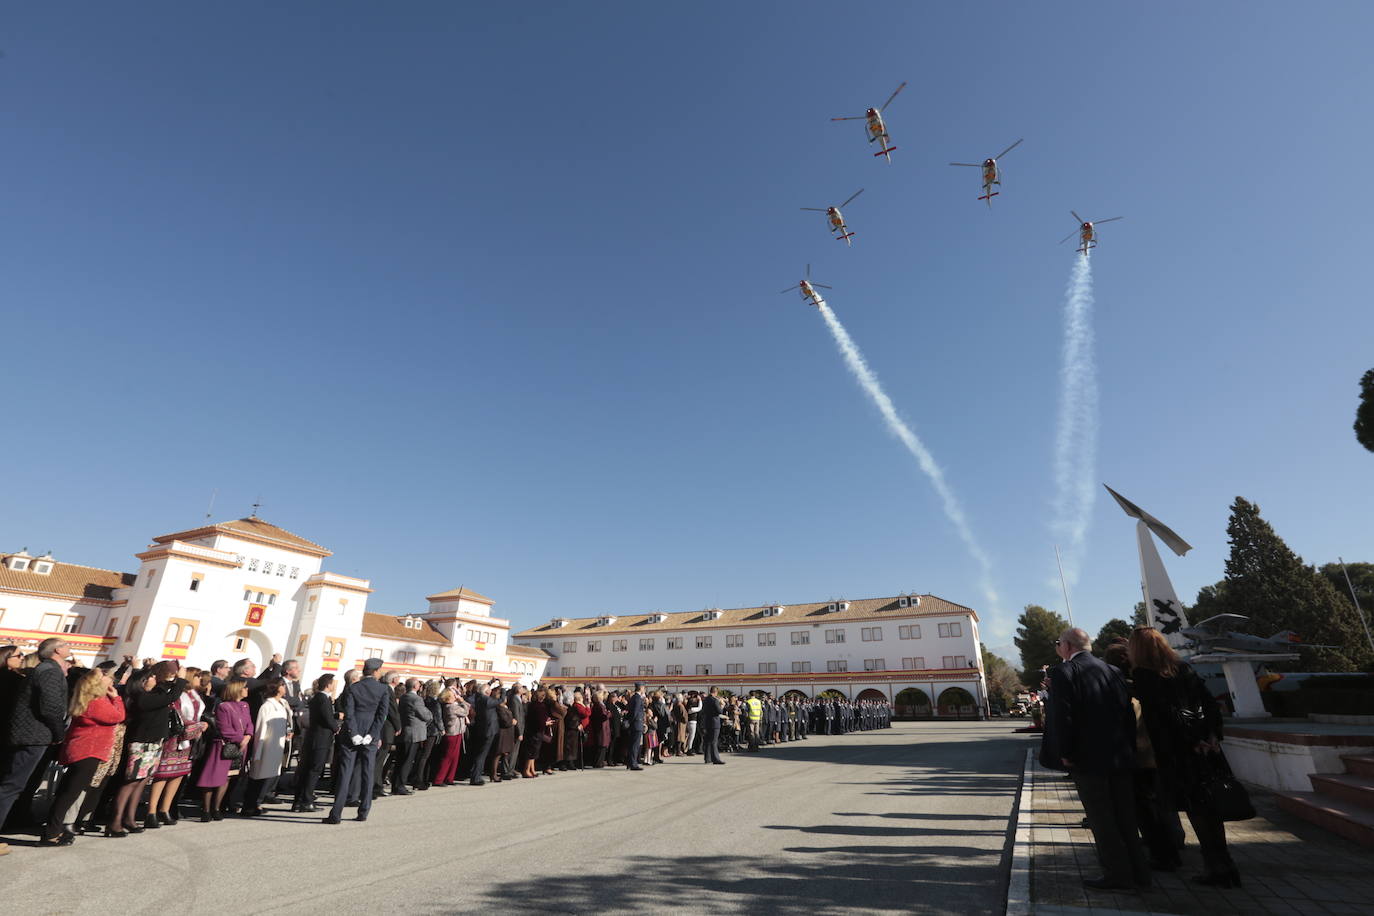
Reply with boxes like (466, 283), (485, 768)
(740, 694), (891, 751)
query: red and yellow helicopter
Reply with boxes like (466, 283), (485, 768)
(831, 82), (907, 162)
(949, 138), (1023, 206)
(780, 265), (832, 308)
(1060, 211), (1123, 254)
(801, 188), (865, 246)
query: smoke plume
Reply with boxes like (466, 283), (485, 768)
(1050, 255), (1099, 586)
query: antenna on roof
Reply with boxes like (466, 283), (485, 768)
(205, 488), (217, 521)
(250, 497), (261, 519)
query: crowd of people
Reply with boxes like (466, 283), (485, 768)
(0, 639), (891, 851)
(1039, 626), (1241, 894)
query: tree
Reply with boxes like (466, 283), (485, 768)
(1015, 604), (1070, 689)
(1356, 369), (1374, 453)
(981, 643), (1023, 709)
(1131, 602), (1148, 627)
(1213, 497), (1372, 672)
(1319, 562), (1374, 609)
(1092, 618), (1133, 656)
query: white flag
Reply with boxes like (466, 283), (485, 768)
(1136, 520), (1189, 648)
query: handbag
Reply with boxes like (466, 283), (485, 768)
(220, 740), (243, 762)
(1193, 753), (1255, 821)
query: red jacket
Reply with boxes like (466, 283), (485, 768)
(60, 696), (127, 764)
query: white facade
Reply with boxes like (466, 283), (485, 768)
(513, 595), (989, 716)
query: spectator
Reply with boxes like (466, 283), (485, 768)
(110, 661), (188, 837)
(433, 687), (469, 787)
(197, 678), (252, 822)
(0, 638), (71, 855)
(243, 677), (292, 816)
(41, 666), (125, 846)
(293, 674), (340, 813)
(146, 667), (207, 827)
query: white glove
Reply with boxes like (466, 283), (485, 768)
(351, 734), (365, 746)
(361, 734), (373, 746)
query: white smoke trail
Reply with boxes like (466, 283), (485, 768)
(1050, 255), (1099, 587)
(816, 300), (1001, 616)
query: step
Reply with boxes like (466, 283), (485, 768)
(1277, 791), (1374, 847)
(1309, 773), (1374, 809)
(1342, 754), (1374, 779)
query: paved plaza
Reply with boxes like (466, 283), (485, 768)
(7, 721), (1031, 915)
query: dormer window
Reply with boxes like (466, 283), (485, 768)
(763, 606), (785, 617)
(32, 562), (52, 575)
(550, 618), (568, 629)
(598, 616), (617, 627)
(836, 601), (850, 612)
(703, 609), (722, 621)
(5, 550), (31, 572)
(898, 594), (920, 608)
(647, 613), (668, 624)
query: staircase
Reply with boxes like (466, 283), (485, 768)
(1277, 753), (1374, 846)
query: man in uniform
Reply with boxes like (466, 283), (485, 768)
(745, 693), (763, 752)
(325, 657), (391, 824)
(626, 683), (646, 770)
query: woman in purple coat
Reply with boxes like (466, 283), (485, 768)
(196, 679), (252, 821)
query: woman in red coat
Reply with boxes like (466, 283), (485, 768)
(42, 667), (125, 845)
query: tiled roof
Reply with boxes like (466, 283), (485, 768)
(507, 644), (552, 659)
(425, 586), (494, 605)
(0, 555), (136, 601)
(153, 517), (332, 557)
(361, 611), (451, 646)
(513, 595), (976, 638)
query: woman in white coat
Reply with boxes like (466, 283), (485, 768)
(243, 677), (292, 816)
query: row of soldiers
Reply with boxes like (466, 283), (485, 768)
(742, 694), (892, 749)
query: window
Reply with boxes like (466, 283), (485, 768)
(540, 641), (553, 650)
(902, 657), (926, 670)
(297, 635), (310, 655)
(666, 665), (683, 676)
(612, 639), (627, 652)
(666, 637), (683, 650)
(307, 595), (317, 614)
(61, 615), (85, 634)
(430, 655), (446, 667)
(366, 647), (383, 659)
(33, 561), (52, 574)
(41, 613), (62, 631)
(248, 559), (259, 572)
(726, 634), (743, 648)
(638, 665), (654, 676)
(941, 655), (967, 669)
(328, 639), (345, 658)
(562, 666), (575, 676)
(792, 661), (811, 673)
(145, 570), (156, 589)
(126, 617), (141, 641)
(696, 664), (711, 675)
(862, 627), (882, 641)
(255, 591), (265, 603)
(165, 622), (181, 642)
(611, 666), (626, 676)
(267, 594), (276, 606)
(338, 599), (347, 615)
(463, 658), (478, 669)
(232, 631), (247, 652)
(726, 663), (743, 674)
(899, 625), (921, 640)
(263, 563), (273, 576)
(791, 631), (809, 645)
(289, 567), (299, 579)
(827, 660), (848, 672)
(243, 588), (253, 601)
(759, 662), (777, 674)
(757, 632), (776, 647)
(639, 639), (654, 651)
(395, 650), (416, 664)
(586, 640), (601, 653)
(189, 574), (202, 592)
(276, 564), (286, 576)
(563, 641), (577, 653)
(695, 636), (712, 649)
(938, 622), (962, 638)
(864, 658), (886, 671)
(105, 618), (120, 637)
(10, 558), (29, 571)
(482, 660), (494, 671)
(825, 629), (846, 644)
(585, 666), (600, 677)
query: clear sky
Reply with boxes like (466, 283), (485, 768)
(4, 3), (1372, 655)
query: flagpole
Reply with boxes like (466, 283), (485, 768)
(1055, 544), (1075, 627)
(1338, 557), (1374, 654)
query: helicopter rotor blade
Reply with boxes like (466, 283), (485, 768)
(1070, 210), (1084, 224)
(800, 207), (827, 212)
(779, 287), (798, 295)
(841, 188), (865, 208)
(1094, 217), (1124, 224)
(1059, 231), (1078, 245)
(880, 81), (908, 111)
(830, 115), (866, 121)
(949, 162), (980, 167)
(805, 263), (812, 279)
(812, 283), (833, 289)
(995, 138), (1024, 160)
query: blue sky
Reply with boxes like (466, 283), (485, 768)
(4, 3), (1372, 654)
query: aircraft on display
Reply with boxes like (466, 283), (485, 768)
(802, 188), (865, 245)
(950, 138), (1023, 206)
(1181, 614), (1336, 654)
(780, 265), (832, 308)
(831, 82), (907, 162)
(1060, 211), (1124, 254)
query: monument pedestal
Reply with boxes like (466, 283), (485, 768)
(1188, 652), (1298, 718)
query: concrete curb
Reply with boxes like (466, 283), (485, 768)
(1005, 747), (1034, 915)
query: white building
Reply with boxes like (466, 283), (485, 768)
(512, 594), (988, 717)
(0, 517), (549, 685)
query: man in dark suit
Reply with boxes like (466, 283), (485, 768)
(0, 638), (69, 850)
(325, 658), (391, 824)
(467, 679), (502, 786)
(1045, 627), (1149, 891)
(372, 675), (402, 799)
(700, 686), (725, 765)
(502, 686), (526, 779)
(392, 679), (432, 795)
(625, 683), (646, 770)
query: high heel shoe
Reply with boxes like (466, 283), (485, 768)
(143, 815), (160, 830)
(160, 810), (177, 826)
(105, 826), (128, 838)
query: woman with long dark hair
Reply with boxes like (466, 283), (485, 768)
(1129, 627), (1239, 888)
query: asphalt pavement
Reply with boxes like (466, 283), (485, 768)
(7, 720), (1035, 915)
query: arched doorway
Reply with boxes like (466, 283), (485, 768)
(895, 687), (932, 719)
(855, 688), (888, 703)
(224, 627), (274, 670)
(937, 686), (976, 718)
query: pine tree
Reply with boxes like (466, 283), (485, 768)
(1355, 369), (1374, 453)
(1015, 604), (1070, 689)
(1092, 618), (1133, 656)
(1220, 497), (1372, 671)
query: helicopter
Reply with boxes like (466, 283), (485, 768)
(779, 265), (832, 308)
(801, 188), (865, 245)
(831, 82), (906, 162)
(1060, 211), (1123, 254)
(949, 138), (1023, 206)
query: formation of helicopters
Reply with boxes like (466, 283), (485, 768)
(787, 82), (1124, 302)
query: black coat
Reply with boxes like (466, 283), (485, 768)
(505, 693), (526, 740)
(124, 679), (190, 744)
(1043, 651), (1135, 773)
(340, 676), (391, 743)
(302, 691), (340, 759)
(627, 693), (646, 733)
(1132, 662), (1223, 802)
(469, 691), (500, 739)
(5, 658), (68, 746)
